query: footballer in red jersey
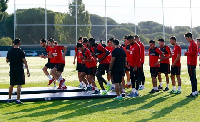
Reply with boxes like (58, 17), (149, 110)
(124, 36), (131, 88)
(73, 37), (85, 88)
(76, 42), (100, 94)
(169, 36), (181, 94)
(157, 38), (172, 91)
(89, 38), (111, 94)
(135, 35), (145, 90)
(126, 35), (141, 97)
(184, 32), (198, 97)
(39, 39), (56, 87)
(149, 40), (164, 93)
(43, 38), (67, 90)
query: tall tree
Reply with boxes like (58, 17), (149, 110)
(0, 0), (8, 21)
(68, 0), (91, 43)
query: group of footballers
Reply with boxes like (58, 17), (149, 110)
(39, 32), (200, 100)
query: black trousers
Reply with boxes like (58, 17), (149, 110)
(130, 66), (139, 90)
(187, 65), (197, 92)
(139, 64), (145, 85)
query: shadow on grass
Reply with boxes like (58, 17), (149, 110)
(136, 96), (197, 122)
(122, 93), (176, 115)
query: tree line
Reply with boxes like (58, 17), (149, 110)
(1, 0), (200, 45)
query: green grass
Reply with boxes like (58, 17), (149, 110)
(0, 56), (200, 122)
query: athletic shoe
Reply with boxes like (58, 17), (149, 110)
(54, 85), (57, 88)
(122, 93), (126, 97)
(92, 90), (100, 94)
(78, 85), (82, 88)
(102, 91), (107, 95)
(163, 87), (169, 91)
(61, 86), (67, 90)
(186, 93), (196, 98)
(158, 85), (163, 90)
(169, 89), (175, 94)
(139, 85), (145, 90)
(48, 79), (55, 85)
(127, 92), (135, 97)
(111, 87), (115, 92)
(59, 78), (65, 87)
(134, 92), (140, 97)
(85, 87), (92, 91)
(125, 84), (132, 89)
(113, 97), (123, 101)
(7, 99), (11, 103)
(106, 84), (111, 92)
(16, 100), (23, 104)
(149, 89), (159, 93)
(90, 87), (95, 90)
(174, 90), (181, 94)
(57, 86), (61, 89)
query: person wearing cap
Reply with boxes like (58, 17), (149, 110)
(109, 39), (126, 100)
(124, 36), (131, 89)
(157, 38), (172, 91)
(126, 35), (141, 97)
(89, 37), (111, 95)
(184, 32), (198, 97)
(169, 36), (182, 94)
(149, 40), (164, 93)
(6, 38), (30, 104)
(134, 35), (146, 90)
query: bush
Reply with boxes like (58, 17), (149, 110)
(0, 37), (12, 46)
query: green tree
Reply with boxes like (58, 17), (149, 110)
(68, 0), (91, 43)
(0, 37), (12, 46)
(0, 0), (8, 21)
(109, 27), (133, 40)
(5, 8), (55, 44)
(90, 14), (105, 40)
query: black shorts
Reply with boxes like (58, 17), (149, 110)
(158, 63), (170, 74)
(112, 70), (124, 83)
(45, 62), (55, 69)
(10, 68), (25, 86)
(54, 63), (65, 72)
(76, 62), (86, 72)
(171, 66), (181, 75)
(85, 67), (96, 76)
(150, 67), (159, 77)
(97, 63), (109, 75)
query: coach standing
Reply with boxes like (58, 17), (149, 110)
(6, 38), (30, 104)
(109, 39), (126, 100)
(184, 32), (198, 97)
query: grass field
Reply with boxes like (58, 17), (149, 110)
(0, 56), (200, 122)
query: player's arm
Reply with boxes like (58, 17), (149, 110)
(22, 58), (30, 77)
(185, 44), (197, 56)
(6, 58), (9, 63)
(109, 57), (115, 71)
(164, 46), (172, 59)
(98, 49), (110, 63)
(73, 52), (77, 64)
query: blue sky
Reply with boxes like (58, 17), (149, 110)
(6, 0), (200, 28)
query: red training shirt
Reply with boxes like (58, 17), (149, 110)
(185, 40), (198, 66)
(159, 45), (171, 64)
(129, 42), (141, 67)
(149, 47), (163, 67)
(172, 44), (181, 66)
